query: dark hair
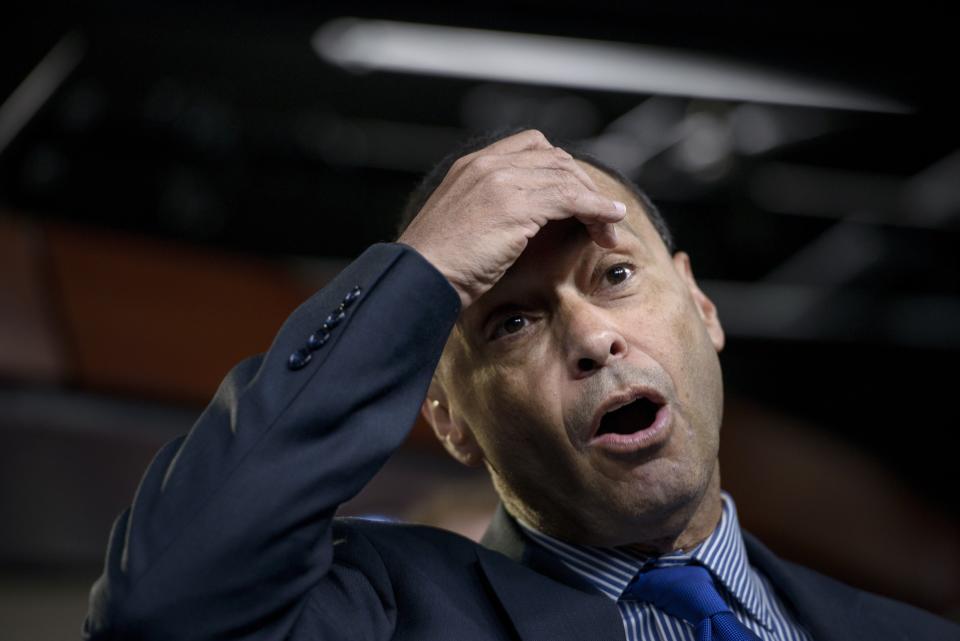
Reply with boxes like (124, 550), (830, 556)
(396, 128), (675, 254)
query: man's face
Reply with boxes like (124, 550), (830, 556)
(432, 163), (726, 548)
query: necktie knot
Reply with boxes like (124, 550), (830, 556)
(623, 565), (729, 622)
(622, 565), (761, 641)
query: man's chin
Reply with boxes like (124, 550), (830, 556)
(589, 474), (713, 538)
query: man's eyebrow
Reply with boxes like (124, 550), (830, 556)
(472, 300), (524, 338)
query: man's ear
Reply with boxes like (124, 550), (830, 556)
(421, 379), (484, 467)
(672, 251), (725, 352)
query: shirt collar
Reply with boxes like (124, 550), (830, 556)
(515, 492), (775, 631)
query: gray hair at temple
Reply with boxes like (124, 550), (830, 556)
(396, 128), (676, 255)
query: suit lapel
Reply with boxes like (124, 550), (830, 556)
(478, 508), (912, 641)
(478, 504), (626, 641)
(744, 531), (868, 641)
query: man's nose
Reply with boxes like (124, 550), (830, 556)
(562, 302), (628, 378)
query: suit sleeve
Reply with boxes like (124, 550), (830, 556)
(83, 242), (461, 641)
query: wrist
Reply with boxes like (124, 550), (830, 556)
(395, 241), (472, 309)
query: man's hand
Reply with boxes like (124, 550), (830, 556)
(398, 130), (627, 309)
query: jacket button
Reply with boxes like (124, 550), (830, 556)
(307, 329), (330, 350)
(342, 285), (362, 307)
(287, 348), (312, 370)
(323, 309), (346, 329)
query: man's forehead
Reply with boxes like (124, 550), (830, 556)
(577, 159), (624, 192)
(447, 159), (668, 337)
(576, 159), (659, 245)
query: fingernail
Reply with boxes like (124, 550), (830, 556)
(608, 225), (618, 244)
(613, 201), (626, 215)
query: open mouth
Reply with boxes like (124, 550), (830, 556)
(594, 396), (663, 438)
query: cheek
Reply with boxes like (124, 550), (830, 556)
(465, 357), (569, 463)
(479, 366), (544, 442)
(665, 296), (724, 437)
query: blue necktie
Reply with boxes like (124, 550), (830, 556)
(622, 565), (762, 641)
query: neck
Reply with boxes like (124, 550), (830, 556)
(624, 464), (723, 556)
(504, 460), (725, 555)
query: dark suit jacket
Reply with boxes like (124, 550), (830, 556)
(84, 243), (958, 641)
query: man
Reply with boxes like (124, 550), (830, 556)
(84, 130), (958, 640)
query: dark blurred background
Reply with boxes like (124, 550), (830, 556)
(2, 2), (958, 638)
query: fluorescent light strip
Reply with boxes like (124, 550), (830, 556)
(313, 18), (908, 113)
(0, 32), (86, 156)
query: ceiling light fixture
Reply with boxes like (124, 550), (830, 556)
(313, 18), (909, 113)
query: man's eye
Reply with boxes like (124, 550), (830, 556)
(492, 314), (528, 339)
(605, 263), (634, 285)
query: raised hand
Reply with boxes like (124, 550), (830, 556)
(398, 130), (627, 309)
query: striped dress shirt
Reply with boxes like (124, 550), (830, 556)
(517, 492), (813, 641)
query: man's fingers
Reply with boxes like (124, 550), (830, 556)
(541, 183), (626, 224)
(501, 148), (599, 193)
(483, 129), (554, 155)
(450, 130), (555, 176)
(521, 181), (625, 247)
(543, 182), (626, 246)
(563, 156), (600, 194)
(584, 222), (619, 248)
(401, 130), (628, 307)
